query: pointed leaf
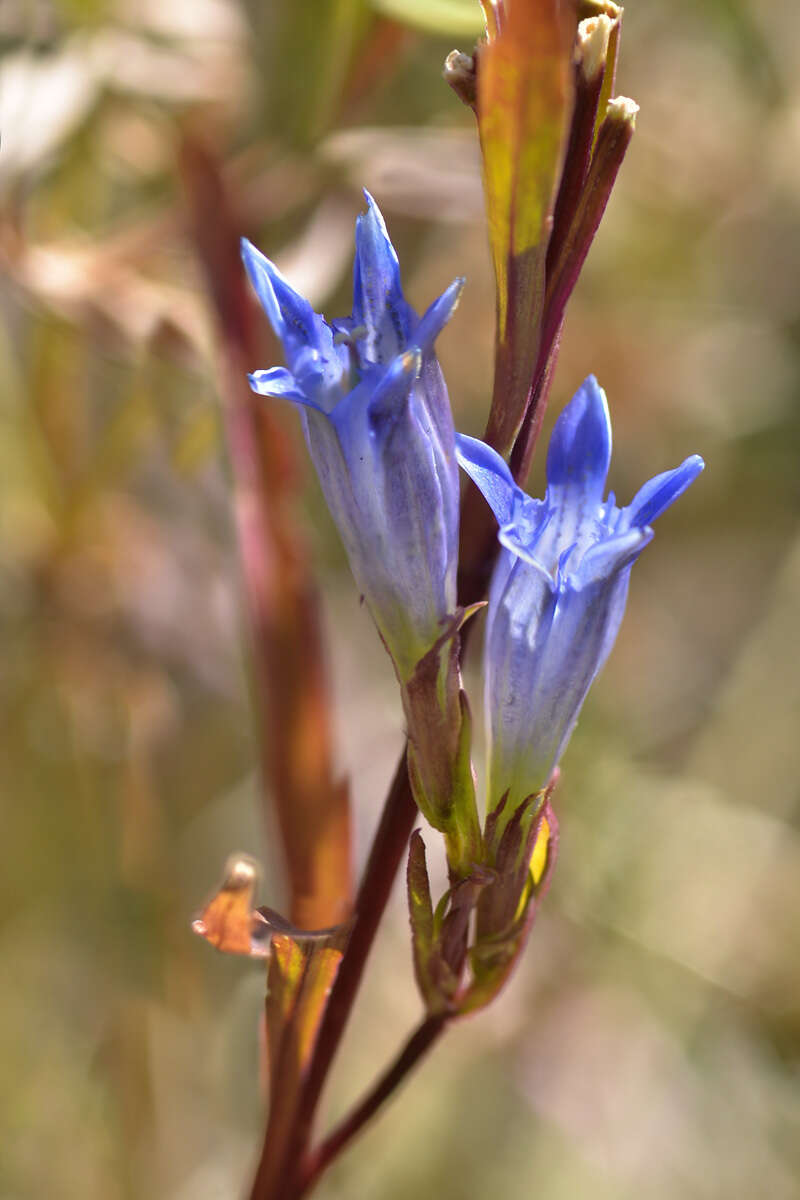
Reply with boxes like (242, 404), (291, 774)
(462, 801), (560, 1014)
(264, 938), (346, 1138)
(407, 831), (459, 1012)
(402, 624), (482, 876)
(477, 0), (572, 452)
(438, 864), (495, 977)
(407, 831), (438, 1004)
(191, 855), (265, 957)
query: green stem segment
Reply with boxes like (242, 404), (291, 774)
(401, 631), (482, 880)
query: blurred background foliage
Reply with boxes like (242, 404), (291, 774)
(1, 0), (799, 1197)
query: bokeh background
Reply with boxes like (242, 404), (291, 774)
(2, 1), (799, 1197)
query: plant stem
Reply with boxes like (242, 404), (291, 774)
(249, 750), (418, 1200)
(180, 133), (351, 930)
(296, 1014), (449, 1197)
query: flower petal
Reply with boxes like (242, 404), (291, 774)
(455, 433), (519, 528)
(497, 500), (551, 565)
(546, 375), (612, 506)
(248, 367), (322, 410)
(365, 350), (421, 441)
(480, 374), (705, 811)
(625, 454), (705, 529)
(575, 527), (653, 587)
(351, 191), (413, 365)
(484, 555), (557, 804)
(412, 278), (465, 356)
(241, 239), (315, 350)
(241, 238), (345, 407)
(244, 199), (462, 681)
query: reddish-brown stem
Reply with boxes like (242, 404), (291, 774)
(249, 751), (418, 1200)
(180, 134), (351, 932)
(546, 53), (605, 279)
(539, 105), (635, 359)
(510, 103), (634, 483)
(509, 326), (562, 486)
(296, 1014), (449, 1197)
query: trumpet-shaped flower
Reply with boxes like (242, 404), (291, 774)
(242, 194), (462, 679)
(456, 376), (704, 808)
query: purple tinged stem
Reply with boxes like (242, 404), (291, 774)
(248, 756), (418, 1200)
(541, 99), (637, 359)
(509, 97), (636, 488)
(546, 21), (608, 280)
(295, 1014), (449, 1198)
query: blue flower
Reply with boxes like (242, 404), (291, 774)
(456, 376), (704, 808)
(242, 194), (463, 679)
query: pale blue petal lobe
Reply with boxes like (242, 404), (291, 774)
(576, 528), (652, 587)
(241, 238), (311, 347)
(626, 455), (705, 528)
(412, 279), (464, 355)
(365, 351), (421, 439)
(249, 367), (315, 406)
(546, 375), (612, 503)
(352, 191), (413, 364)
(241, 238), (284, 333)
(242, 238), (347, 407)
(455, 434), (518, 528)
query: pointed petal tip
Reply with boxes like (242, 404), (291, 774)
(454, 431), (472, 458)
(355, 192), (398, 274)
(239, 235), (261, 274)
(412, 277), (465, 354)
(626, 452), (705, 528)
(248, 368), (326, 411)
(240, 238), (285, 333)
(669, 451), (706, 494)
(576, 374), (610, 425)
(547, 375), (612, 497)
(446, 275), (466, 310)
(455, 434), (518, 527)
(240, 236), (273, 279)
(455, 432), (510, 476)
(358, 188), (388, 233)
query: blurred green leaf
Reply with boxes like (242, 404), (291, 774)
(255, 0), (372, 147)
(370, 0), (483, 36)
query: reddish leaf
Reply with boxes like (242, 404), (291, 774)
(192, 855), (265, 957)
(477, 0), (573, 454)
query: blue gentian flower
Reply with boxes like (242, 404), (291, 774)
(242, 194), (463, 680)
(456, 376), (704, 807)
